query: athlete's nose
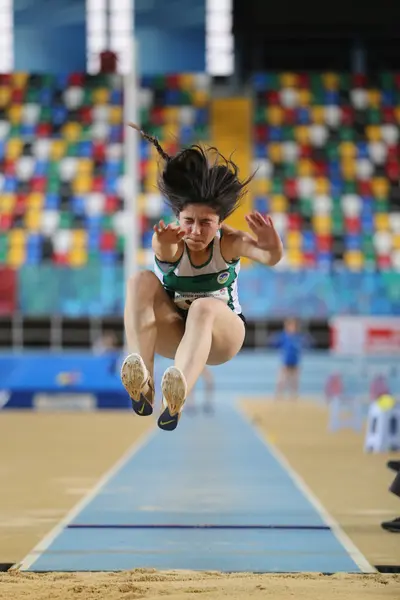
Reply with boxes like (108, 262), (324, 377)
(192, 222), (201, 236)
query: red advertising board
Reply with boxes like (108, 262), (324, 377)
(0, 267), (17, 315)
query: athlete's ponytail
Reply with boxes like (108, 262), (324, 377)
(128, 123), (170, 162)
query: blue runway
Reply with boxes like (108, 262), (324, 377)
(19, 403), (373, 573)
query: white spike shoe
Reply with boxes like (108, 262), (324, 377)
(121, 353), (154, 416)
(158, 367), (188, 431)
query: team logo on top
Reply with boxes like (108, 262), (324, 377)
(217, 271), (230, 284)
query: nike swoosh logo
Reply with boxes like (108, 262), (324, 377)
(138, 403), (146, 414)
(159, 419), (175, 426)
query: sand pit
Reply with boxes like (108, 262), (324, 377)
(1, 569), (399, 600)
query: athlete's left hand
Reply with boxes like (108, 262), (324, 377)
(245, 212), (282, 252)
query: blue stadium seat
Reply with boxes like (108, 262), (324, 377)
(254, 197), (269, 214)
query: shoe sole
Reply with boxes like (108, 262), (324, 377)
(121, 354), (153, 416)
(158, 367), (187, 431)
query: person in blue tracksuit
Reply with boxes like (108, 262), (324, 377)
(268, 318), (314, 401)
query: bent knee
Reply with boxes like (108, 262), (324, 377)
(187, 297), (220, 321)
(127, 270), (161, 296)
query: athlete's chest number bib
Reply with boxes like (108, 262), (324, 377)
(174, 287), (230, 310)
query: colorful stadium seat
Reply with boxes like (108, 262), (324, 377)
(252, 72), (400, 271)
(0, 73), (125, 267)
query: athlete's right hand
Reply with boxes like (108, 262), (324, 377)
(153, 220), (185, 245)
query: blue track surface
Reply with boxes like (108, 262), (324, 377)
(20, 404), (371, 573)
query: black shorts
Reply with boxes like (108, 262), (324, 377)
(177, 306), (246, 327)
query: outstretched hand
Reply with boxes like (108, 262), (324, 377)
(245, 212), (282, 252)
(153, 220), (185, 245)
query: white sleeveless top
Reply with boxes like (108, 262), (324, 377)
(153, 230), (242, 314)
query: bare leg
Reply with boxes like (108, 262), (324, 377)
(275, 366), (288, 400)
(174, 298), (245, 394)
(159, 298), (245, 430)
(289, 367), (300, 401)
(122, 271), (184, 414)
(124, 270), (184, 376)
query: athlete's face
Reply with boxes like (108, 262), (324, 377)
(179, 204), (220, 251)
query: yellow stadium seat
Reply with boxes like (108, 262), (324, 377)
(6, 139), (23, 160)
(0, 193), (16, 214)
(298, 158), (314, 177)
(7, 246), (25, 268)
(311, 106), (325, 124)
(69, 248), (87, 267)
(268, 142), (283, 163)
(137, 194), (148, 213)
(345, 251), (363, 270)
(144, 173), (158, 193)
(395, 107), (400, 124)
(365, 125), (381, 142)
(368, 89), (381, 108)
(8, 229), (25, 246)
(371, 177), (389, 198)
(298, 89), (312, 107)
(25, 210), (41, 231)
(62, 122), (82, 143)
(341, 159), (356, 180)
(339, 142), (356, 159)
(266, 106), (284, 126)
(27, 192), (44, 210)
(72, 175), (92, 194)
(375, 213), (390, 231)
(393, 235), (400, 250)
(146, 159), (160, 176)
(162, 123), (179, 141)
(72, 230), (87, 248)
(270, 194), (288, 213)
(76, 158), (93, 175)
(179, 74), (195, 90)
(8, 104), (23, 125)
(286, 249), (303, 268)
(280, 73), (298, 87)
(12, 72), (29, 88)
(315, 177), (330, 195)
(0, 86), (11, 108)
(109, 105), (123, 125)
(286, 231), (302, 249)
(313, 215), (332, 234)
(192, 90), (209, 107)
(164, 107), (179, 124)
(136, 248), (148, 267)
(92, 87), (109, 104)
(295, 126), (310, 145)
(322, 72), (339, 90)
(50, 140), (67, 161)
(251, 178), (270, 196)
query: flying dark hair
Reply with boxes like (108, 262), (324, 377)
(129, 123), (254, 220)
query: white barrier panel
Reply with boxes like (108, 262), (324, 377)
(330, 317), (400, 355)
(364, 395), (400, 453)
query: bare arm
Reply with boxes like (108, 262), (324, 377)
(151, 220), (185, 263)
(221, 215), (283, 266)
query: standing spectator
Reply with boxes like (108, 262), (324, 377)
(268, 318), (314, 401)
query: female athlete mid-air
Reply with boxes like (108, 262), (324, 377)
(121, 124), (284, 431)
